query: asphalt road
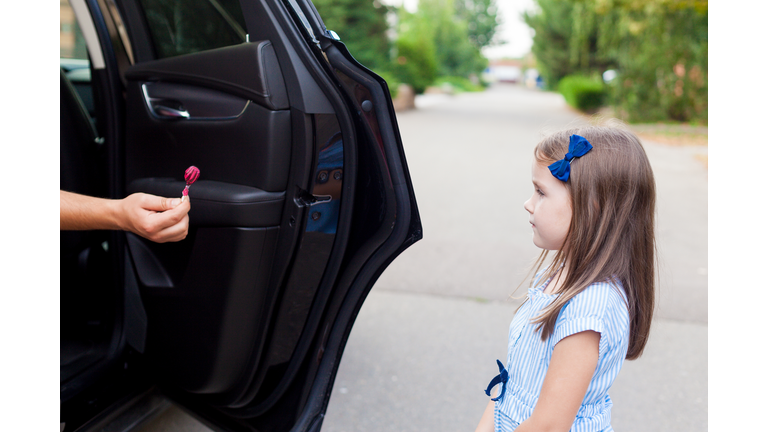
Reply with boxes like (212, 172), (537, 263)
(321, 84), (708, 431)
(138, 84), (708, 432)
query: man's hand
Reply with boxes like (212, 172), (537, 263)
(116, 193), (190, 243)
(61, 191), (191, 243)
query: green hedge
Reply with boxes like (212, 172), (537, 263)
(392, 33), (438, 94)
(558, 75), (606, 112)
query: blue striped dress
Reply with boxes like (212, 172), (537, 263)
(493, 271), (630, 431)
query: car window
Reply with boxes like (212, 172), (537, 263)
(60, 0), (89, 60)
(139, 0), (247, 59)
(61, 0), (94, 115)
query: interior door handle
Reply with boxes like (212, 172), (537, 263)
(152, 104), (190, 119)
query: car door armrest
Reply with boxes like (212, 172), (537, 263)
(128, 178), (284, 227)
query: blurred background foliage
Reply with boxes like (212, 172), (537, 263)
(313, 0), (706, 123)
(314, 0), (498, 95)
(524, 0), (708, 123)
(416, 0), (489, 80)
(311, 0), (391, 72)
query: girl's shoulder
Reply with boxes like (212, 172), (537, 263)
(556, 279), (630, 350)
(561, 279), (629, 323)
(579, 278), (627, 304)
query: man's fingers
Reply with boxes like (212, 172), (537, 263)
(149, 199), (190, 228)
(130, 194), (190, 240)
(135, 193), (183, 212)
(150, 215), (190, 243)
(152, 195), (182, 211)
(136, 193), (190, 214)
(161, 197), (182, 210)
(159, 196), (190, 216)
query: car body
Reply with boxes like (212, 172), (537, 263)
(59, 0), (421, 430)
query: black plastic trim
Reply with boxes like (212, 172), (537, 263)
(128, 178), (285, 227)
(141, 82), (250, 120)
(125, 41), (289, 111)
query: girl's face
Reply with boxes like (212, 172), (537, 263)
(523, 161), (572, 251)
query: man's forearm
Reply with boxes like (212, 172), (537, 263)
(60, 191), (122, 231)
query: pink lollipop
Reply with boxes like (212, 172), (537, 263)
(181, 166), (200, 201)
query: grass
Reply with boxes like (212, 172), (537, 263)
(590, 107), (708, 170)
(628, 123), (708, 147)
(593, 107), (708, 147)
(630, 123), (708, 170)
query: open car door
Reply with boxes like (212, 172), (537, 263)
(67, 0), (421, 430)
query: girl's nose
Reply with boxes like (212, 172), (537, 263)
(523, 197), (533, 214)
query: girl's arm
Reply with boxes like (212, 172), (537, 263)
(515, 330), (600, 432)
(474, 399), (495, 432)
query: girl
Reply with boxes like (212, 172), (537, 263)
(475, 124), (656, 432)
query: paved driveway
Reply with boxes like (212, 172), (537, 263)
(322, 84), (707, 431)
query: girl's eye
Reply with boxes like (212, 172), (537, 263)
(536, 188), (544, 196)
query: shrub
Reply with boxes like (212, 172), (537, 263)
(391, 8), (438, 94)
(392, 34), (438, 94)
(558, 75), (606, 112)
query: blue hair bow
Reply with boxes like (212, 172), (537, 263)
(547, 134), (593, 182)
(484, 359), (509, 401)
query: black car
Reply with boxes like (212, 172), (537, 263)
(60, 0), (421, 430)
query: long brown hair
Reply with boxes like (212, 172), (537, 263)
(528, 122), (656, 360)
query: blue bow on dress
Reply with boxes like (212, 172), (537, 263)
(484, 359), (509, 401)
(547, 134), (593, 182)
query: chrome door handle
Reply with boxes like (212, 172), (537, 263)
(152, 104), (190, 119)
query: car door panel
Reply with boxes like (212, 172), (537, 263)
(132, 226), (279, 394)
(124, 85), (292, 192)
(124, 41), (289, 111)
(121, 32), (296, 403)
(70, 0), (423, 430)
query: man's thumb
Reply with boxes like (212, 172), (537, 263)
(163, 197), (182, 210)
(143, 195), (181, 211)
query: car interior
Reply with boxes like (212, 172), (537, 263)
(61, 0), (294, 385)
(61, 0), (345, 424)
(60, 63), (114, 388)
(60, 0), (421, 430)
(60, 8), (130, 421)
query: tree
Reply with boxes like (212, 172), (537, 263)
(603, 1), (708, 122)
(314, 0), (497, 94)
(523, 0), (615, 89)
(391, 8), (438, 94)
(312, 0), (392, 71)
(454, 0), (501, 48)
(524, 0), (707, 123)
(397, 0), (488, 81)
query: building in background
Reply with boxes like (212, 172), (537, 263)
(484, 59), (522, 83)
